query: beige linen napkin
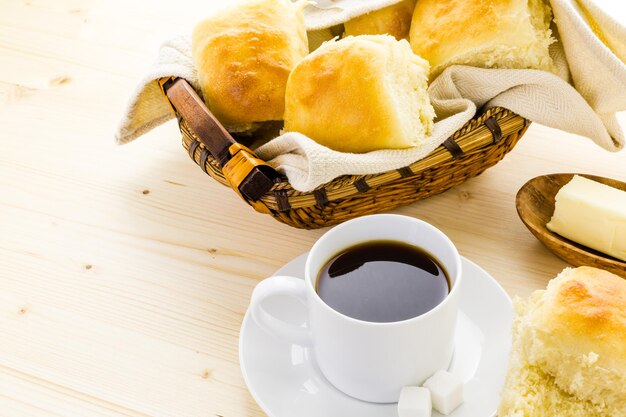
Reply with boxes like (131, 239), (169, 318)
(550, 0), (626, 146)
(116, 0), (626, 192)
(116, 36), (199, 144)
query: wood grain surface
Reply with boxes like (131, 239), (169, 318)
(1, 1), (625, 416)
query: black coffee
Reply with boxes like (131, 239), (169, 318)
(316, 240), (450, 323)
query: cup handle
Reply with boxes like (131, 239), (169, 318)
(250, 276), (313, 346)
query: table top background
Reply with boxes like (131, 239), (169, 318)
(1, 1), (625, 416)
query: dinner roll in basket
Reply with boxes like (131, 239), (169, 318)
(498, 266), (626, 417)
(344, 0), (417, 40)
(192, 0), (308, 133)
(410, 0), (556, 78)
(284, 35), (435, 154)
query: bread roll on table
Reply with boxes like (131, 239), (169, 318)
(410, 0), (556, 79)
(284, 35), (434, 154)
(499, 266), (626, 417)
(192, 0), (308, 133)
(344, 0), (416, 40)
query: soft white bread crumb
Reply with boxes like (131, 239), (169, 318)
(398, 386), (432, 417)
(498, 356), (612, 417)
(422, 370), (463, 415)
(498, 267), (626, 417)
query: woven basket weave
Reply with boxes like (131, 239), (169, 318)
(160, 77), (530, 229)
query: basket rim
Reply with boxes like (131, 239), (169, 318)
(180, 106), (529, 209)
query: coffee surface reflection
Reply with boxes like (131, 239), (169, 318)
(316, 240), (450, 323)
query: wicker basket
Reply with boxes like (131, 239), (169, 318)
(160, 77), (530, 229)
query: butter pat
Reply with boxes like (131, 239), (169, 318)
(547, 175), (626, 262)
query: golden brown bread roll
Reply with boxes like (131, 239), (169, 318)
(191, 0), (308, 133)
(409, 0), (556, 79)
(498, 267), (626, 417)
(284, 35), (434, 154)
(344, 0), (417, 40)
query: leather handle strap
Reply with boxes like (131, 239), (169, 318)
(161, 77), (235, 167)
(159, 77), (279, 207)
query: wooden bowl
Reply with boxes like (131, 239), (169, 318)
(516, 173), (626, 278)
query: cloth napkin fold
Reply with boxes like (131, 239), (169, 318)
(116, 0), (626, 192)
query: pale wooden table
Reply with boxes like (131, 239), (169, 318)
(1, 1), (625, 416)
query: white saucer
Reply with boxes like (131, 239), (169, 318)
(239, 253), (513, 417)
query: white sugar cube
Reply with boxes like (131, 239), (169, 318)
(423, 370), (464, 415)
(398, 386), (432, 417)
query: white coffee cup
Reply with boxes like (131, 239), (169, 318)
(249, 214), (462, 403)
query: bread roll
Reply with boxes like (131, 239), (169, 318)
(344, 0), (416, 40)
(498, 267), (626, 417)
(192, 0), (308, 133)
(284, 35), (435, 153)
(499, 346), (611, 417)
(409, 0), (556, 79)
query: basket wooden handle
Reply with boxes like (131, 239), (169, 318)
(159, 77), (278, 208)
